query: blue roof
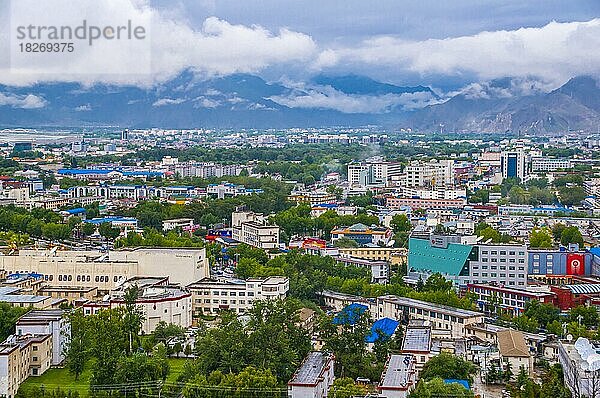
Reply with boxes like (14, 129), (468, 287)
(58, 169), (116, 175)
(333, 303), (368, 325)
(590, 248), (600, 257)
(64, 208), (86, 214)
(85, 217), (137, 225)
(122, 171), (163, 177)
(314, 203), (338, 208)
(365, 317), (399, 343)
(444, 379), (470, 390)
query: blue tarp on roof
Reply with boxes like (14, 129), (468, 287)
(590, 248), (600, 257)
(365, 317), (399, 343)
(58, 169), (115, 175)
(64, 208), (86, 214)
(333, 303), (368, 325)
(85, 217), (137, 225)
(444, 379), (470, 390)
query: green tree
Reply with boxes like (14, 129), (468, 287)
(559, 186), (585, 206)
(551, 223), (566, 241)
(529, 227), (554, 248)
(98, 222), (120, 241)
(420, 352), (477, 384)
(524, 300), (560, 329)
(390, 214), (411, 233)
(64, 309), (89, 380)
(423, 273), (453, 293)
(560, 226), (584, 248)
(410, 378), (474, 398)
(568, 305), (598, 327)
(81, 222), (96, 236)
(0, 303), (29, 342)
(329, 377), (369, 398)
(123, 284), (145, 354)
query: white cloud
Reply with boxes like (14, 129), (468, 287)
(193, 97), (220, 108)
(315, 19), (600, 86)
(75, 104), (92, 111)
(152, 98), (186, 106)
(1, 0), (317, 86)
(0, 93), (47, 108)
(270, 84), (440, 113)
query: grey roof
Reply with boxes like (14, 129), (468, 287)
(380, 295), (483, 318)
(564, 284), (600, 295)
(402, 327), (431, 352)
(289, 352), (331, 386)
(380, 354), (415, 388)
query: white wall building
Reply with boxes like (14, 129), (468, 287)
(187, 276), (289, 315)
(348, 161), (403, 188)
(231, 210), (280, 249)
(404, 159), (455, 188)
(288, 352), (335, 398)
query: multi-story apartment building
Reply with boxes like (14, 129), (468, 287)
(231, 210), (280, 249)
(206, 183), (263, 199)
(376, 295), (484, 338)
(386, 197), (466, 210)
(530, 157), (572, 172)
(288, 352), (335, 398)
(467, 283), (555, 316)
(331, 256), (389, 284)
(348, 161), (403, 188)
(392, 187), (467, 200)
(187, 276), (289, 315)
(0, 310), (69, 398)
(407, 236), (528, 287)
(404, 159), (455, 188)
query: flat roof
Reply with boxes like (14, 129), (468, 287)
(402, 327), (431, 352)
(380, 354), (415, 389)
(288, 352), (332, 386)
(380, 295), (482, 318)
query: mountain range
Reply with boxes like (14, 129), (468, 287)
(0, 72), (599, 133)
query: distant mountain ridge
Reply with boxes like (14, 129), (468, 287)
(0, 72), (599, 133)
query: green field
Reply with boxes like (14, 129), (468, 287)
(19, 358), (192, 395)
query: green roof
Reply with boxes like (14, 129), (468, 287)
(408, 238), (472, 276)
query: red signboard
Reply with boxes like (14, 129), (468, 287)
(567, 253), (585, 275)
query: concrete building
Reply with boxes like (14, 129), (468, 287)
(330, 223), (392, 246)
(162, 218), (195, 231)
(497, 329), (533, 376)
(16, 310), (69, 365)
(378, 354), (417, 398)
(404, 159), (455, 188)
(560, 338), (600, 398)
(386, 197), (466, 210)
(109, 277), (192, 333)
(0, 334), (52, 397)
(528, 246), (592, 277)
(407, 237), (528, 287)
(0, 286), (62, 309)
(288, 351), (335, 398)
(400, 326), (432, 372)
(187, 276), (289, 315)
(501, 149), (529, 181)
(231, 210), (280, 249)
(0, 248), (210, 292)
(377, 295), (484, 338)
(530, 157), (572, 172)
(332, 256), (389, 284)
(206, 183), (263, 199)
(467, 283), (555, 317)
(348, 161), (403, 188)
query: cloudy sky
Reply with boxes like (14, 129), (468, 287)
(0, 0), (598, 112)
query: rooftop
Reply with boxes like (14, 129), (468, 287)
(379, 354), (415, 390)
(380, 295), (482, 318)
(288, 351), (333, 386)
(401, 326), (432, 352)
(497, 329), (530, 358)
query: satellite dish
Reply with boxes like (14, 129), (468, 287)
(387, 240), (395, 247)
(567, 334), (574, 342)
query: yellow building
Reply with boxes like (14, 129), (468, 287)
(0, 334), (52, 397)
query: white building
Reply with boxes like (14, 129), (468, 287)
(468, 244), (528, 287)
(16, 310), (69, 366)
(497, 329), (533, 377)
(559, 338), (600, 398)
(530, 157), (572, 172)
(348, 161), (403, 188)
(392, 187), (466, 200)
(404, 159), (455, 188)
(0, 248), (210, 292)
(231, 210), (280, 249)
(187, 276), (289, 315)
(288, 352), (335, 398)
(378, 354), (417, 398)
(109, 277), (192, 333)
(162, 218), (195, 231)
(501, 149), (529, 181)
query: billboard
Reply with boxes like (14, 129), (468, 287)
(566, 253), (585, 275)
